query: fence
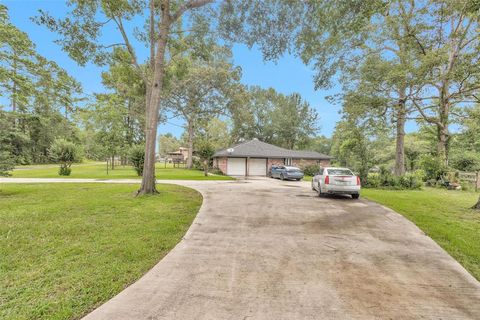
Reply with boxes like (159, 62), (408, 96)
(458, 171), (479, 192)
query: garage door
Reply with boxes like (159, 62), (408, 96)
(227, 158), (246, 176)
(249, 158), (267, 176)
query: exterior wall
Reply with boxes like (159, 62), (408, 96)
(215, 156), (331, 176)
(292, 159), (331, 169)
(267, 158), (285, 171)
(214, 157), (228, 175)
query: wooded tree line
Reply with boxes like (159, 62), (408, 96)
(0, 4), (81, 176)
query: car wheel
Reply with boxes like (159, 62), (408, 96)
(352, 194), (360, 199)
(317, 183), (323, 197)
(280, 174), (285, 181)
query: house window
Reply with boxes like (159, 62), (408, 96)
(285, 158), (292, 165)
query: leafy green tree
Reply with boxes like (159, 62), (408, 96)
(193, 117), (230, 151)
(0, 5), (83, 165)
(270, 93), (319, 149)
(404, 133), (432, 171)
(409, 0), (480, 166)
(330, 120), (373, 182)
(230, 86), (277, 143)
(80, 94), (131, 168)
(158, 133), (181, 158)
(195, 139), (215, 176)
(304, 135), (332, 156)
(101, 48), (146, 143)
(36, 0), (216, 195)
(454, 105), (480, 154)
(231, 86), (319, 149)
(164, 47), (240, 168)
(219, 0), (382, 89)
(0, 4), (35, 120)
(129, 144), (145, 177)
(0, 151), (14, 177)
(48, 139), (81, 176)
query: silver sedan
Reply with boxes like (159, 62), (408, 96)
(312, 167), (361, 199)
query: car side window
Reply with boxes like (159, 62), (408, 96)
(318, 168), (324, 175)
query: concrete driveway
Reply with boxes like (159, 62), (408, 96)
(74, 177), (480, 319)
(3, 177), (480, 318)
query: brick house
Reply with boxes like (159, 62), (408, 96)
(213, 139), (332, 177)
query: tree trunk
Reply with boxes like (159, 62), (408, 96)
(437, 94), (450, 167)
(472, 196), (480, 210)
(138, 19), (170, 195)
(186, 120), (194, 169)
(204, 160), (208, 176)
(111, 155), (115, 170)
(12, 55), (17, 126)
(437, 125), (449, 167)
(394, 96), (406, 176)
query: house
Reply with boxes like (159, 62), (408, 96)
(213, 138), (332, 177)
(166, 147), (189, 163)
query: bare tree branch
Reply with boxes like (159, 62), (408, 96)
(110, 14), (147, 83)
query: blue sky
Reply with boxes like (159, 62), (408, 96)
(5, 0), (343, 137)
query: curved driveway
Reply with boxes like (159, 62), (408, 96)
(3, 178), (478, 319)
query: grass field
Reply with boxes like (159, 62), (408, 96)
(11, 162), (233, 180)
(0, 183), (202, 320)
(362, 187), (480, 281)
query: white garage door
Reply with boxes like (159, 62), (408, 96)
(249, 158), (267, 176)
(227, 158), (246, 176)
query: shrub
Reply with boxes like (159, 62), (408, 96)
(460, 180), (471, 191)
(398, 172), (423, 189)
(364, 169), (422, 190)
(48, 139), (81, 176)
(302, 164), (321, 177)
(59, 166), (72, 176)
(209, 167), (225, 176)
(128, 145), (145, 176)
(192, 157), (203, 170)
(419, 154), (447, 181)
(365, 172), (381, 188)
(450, 152), (480, 172)
(0, 151), (15, 177)
(196, 140), (215, 176)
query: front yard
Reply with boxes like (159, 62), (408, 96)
(363, 187), (480, 281)
(0, 183), (202, 320)
(11, 162), (233, 180)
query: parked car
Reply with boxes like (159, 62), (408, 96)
(311, 167), (361, 199)
(270, 165), (304, 181)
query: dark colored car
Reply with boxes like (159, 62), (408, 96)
(269, 165), (304, 181)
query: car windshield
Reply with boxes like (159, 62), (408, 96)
(327, 169), (353, 176)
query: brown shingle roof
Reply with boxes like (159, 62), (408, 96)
(213, 139), (332, 160)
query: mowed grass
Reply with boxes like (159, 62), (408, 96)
(11, 162), (233, 180)
(362, 187), (480, 280)
(0, 183), (202, 320)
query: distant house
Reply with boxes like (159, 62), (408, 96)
(213, 139), (332, 177)
(166, 147), (189, 163)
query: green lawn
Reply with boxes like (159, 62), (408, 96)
(11, 162), (233, 180)
(362, 187), (480, 281)
(0, 183), (202, 320)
